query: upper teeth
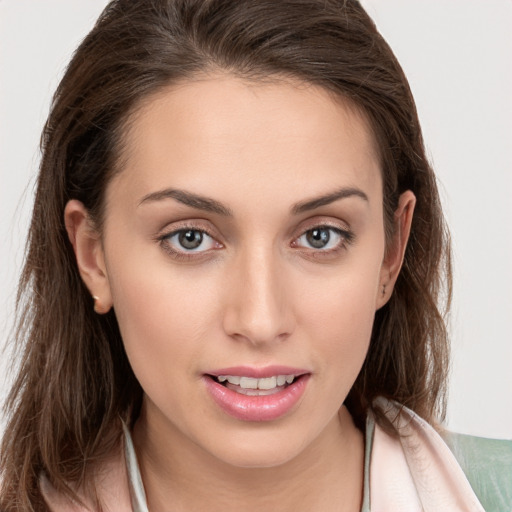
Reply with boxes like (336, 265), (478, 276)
(217, 375), (295, 389)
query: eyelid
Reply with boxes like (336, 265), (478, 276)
(155, 219), (221, 241)
(293, 217), (353, 240)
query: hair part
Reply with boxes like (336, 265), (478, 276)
(1, 1), (451, 509)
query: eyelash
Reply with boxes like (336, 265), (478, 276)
(157, 223), (354, 261)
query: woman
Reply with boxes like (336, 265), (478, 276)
(0, 1), (510, 511)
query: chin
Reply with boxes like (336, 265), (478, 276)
(206, 427), (313, 469)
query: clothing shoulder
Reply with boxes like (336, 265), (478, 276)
(442, 431), (512, 512)
(372, 397), (508, 512)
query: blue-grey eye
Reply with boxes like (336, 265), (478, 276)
(297, 227), (344, 250)
(307, 228), (330, 248)
(179, 230), (203, 250)
(164, 229), (216, 252)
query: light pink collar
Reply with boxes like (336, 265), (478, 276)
(369, 398), (484, 511)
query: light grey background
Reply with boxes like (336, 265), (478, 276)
(1, 0), (511, 438)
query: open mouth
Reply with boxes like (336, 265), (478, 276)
(204, 371), (311, 421)
(207, 374), (302, 396)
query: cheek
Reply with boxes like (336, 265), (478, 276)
(105, 250), (220, 386)
(307, 281), (375, 352)
(295, 258), (382, 377)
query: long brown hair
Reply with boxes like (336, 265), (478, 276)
(1, 0), (451, 509)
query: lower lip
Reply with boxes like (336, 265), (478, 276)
(203, 375), (310, 422)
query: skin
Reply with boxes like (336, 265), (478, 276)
(65, 74), (415, 511)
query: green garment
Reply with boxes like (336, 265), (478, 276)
(442, 431), (512, 512)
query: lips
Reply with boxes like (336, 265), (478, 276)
(204, 366), (310, 421)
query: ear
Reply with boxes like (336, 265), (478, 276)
(376, 190), (416, 309)
(64, 200), (113, 314)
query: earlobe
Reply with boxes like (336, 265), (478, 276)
(376, 190), (416, 309)
(64, 200), (113, 314)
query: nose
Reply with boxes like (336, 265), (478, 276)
(222, 246), (295, 347)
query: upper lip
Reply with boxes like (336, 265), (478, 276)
(206, 365), (310, 378)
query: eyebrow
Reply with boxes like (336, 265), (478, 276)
(138, 186), (368, 216)
(291, 187), (369, 214)
(139, 188), (233, 216)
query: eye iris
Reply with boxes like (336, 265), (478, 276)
(178, 230), (203, 250)
(306, 228), (330, 248)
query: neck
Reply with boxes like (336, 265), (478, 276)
(132, 404), (364, 512)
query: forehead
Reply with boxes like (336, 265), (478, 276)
(109, 74), (382, 211)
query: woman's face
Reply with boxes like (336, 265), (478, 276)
(71, 74), (412, 468)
